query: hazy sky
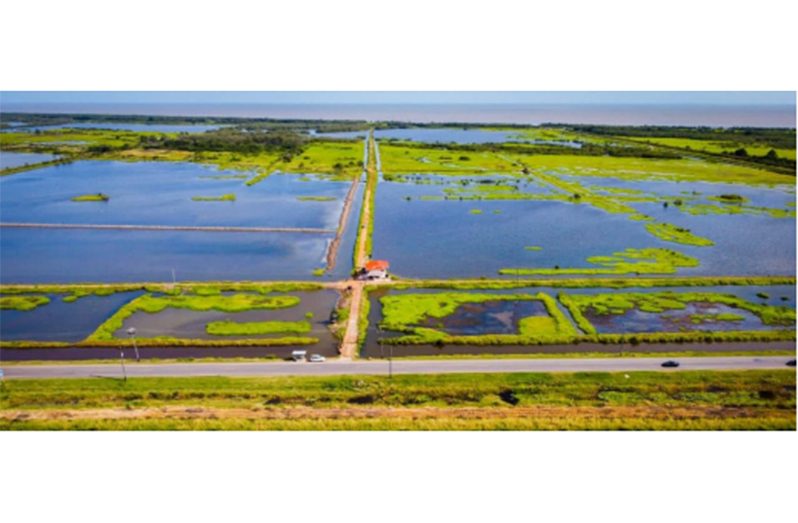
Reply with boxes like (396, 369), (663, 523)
(2, 91), (794, 105)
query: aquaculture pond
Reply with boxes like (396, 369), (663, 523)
(0, 161), (351, 229)
(5, 122), (225, 133)
(0, 291), (142, 342)
(112, 290), (338, 347)
(0, 151), (60, 170)
(372, 175), (678, 279)
(317, 128), (582, 146)
(370, 173), (796, 278)
(0, 228), (334, 283)
(361, 285), (795, 357)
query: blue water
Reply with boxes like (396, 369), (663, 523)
(0, 228), (333, 283)
(371, 173), (796, 278)
(0, 161), (349, 229)
(0, 291), (143, 342)
(0, 151), (59, 170)
(316, 127), (581, 146)
(5, 122), (224, 133)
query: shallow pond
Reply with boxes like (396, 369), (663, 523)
(0, 228), (334, 283)
(317, 128), (581, 146)
(0, 151), (60, 170)
(361, 285), (795, 357)
(0, 291), (142, 342)
(6, 122), (224, 133)
(113, 290), (338, 349)
(371, 173), (796, 278)
(0, 161), (350, 229)
(372, 177), (666, 279)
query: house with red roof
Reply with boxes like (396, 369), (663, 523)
(359, 260), (390, 280)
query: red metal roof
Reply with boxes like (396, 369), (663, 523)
(364, 260), (390, 271)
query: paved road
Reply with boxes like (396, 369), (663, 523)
(2, 356), (793, 379)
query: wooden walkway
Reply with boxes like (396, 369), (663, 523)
(0, 222), (335, 234)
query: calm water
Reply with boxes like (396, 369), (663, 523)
(3, 103), (795, 127)
(360, 285), (795, 357)
(317, 128), (581, 146)
(0, 291), (142, 342)
(0, 161), (349, 229)
(0, 151), (59, 170)
(0, 228), (333, 283)
(4, 122), (223, 133)
(371, 173), (796, 278)
(114, 290), (339, 351)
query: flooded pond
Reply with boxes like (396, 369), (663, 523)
(316, 128), (582, 146)
(0, 228), (334, 283)
(371, 173), (796, 278)
(360, 285), (795, 357)
(0, 161), (350, 229)
(5, 122), (224, 133)
(0, 291), (142, 342)
(0, 151), (60, 170)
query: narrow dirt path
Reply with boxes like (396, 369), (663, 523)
(339, 131), (378, 358)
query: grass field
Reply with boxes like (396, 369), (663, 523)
(622, 136), (796, 161)
(379, 143), (518, 174)
(1, 370), (793, 430)
(280, 141), (363, 178)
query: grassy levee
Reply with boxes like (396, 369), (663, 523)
(0, 281), (325, 295)
(353, 130), (378, 268)
(381, 275), (796, 290)
(0, 157), (76, 176)
(1, 370), (793, 430)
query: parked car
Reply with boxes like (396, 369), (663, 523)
(661, 360), (680, 368)
(308, 354), (326, 363)
(786, 359), (796, 367)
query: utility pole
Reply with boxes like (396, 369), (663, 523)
(127, 327), (140, 362)
(118, 347), (127, 382)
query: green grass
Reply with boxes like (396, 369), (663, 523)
(1, 370), (793, 430)
(0, 295), (51, 311)
(281, 141), (363, 178)
(88, 293), (302, 341)
(296, 196), (336, 202)
(70, 193), (109, 202)
(206, 320), (312, 336)
(379, 143), (518, 175)
(500, 247), (699, 276)
(645, 222), (714, 246)
(379, 291), (578, 344)
(559, 291), (796, 336)
(621, 136), (796, 161)
(191, 193), (236, 202)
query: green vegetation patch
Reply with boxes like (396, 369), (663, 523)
(297, 196), (336, 202)
(379, 292), (577, 345)
(645, 222), (714, 247)
(206, 320), (312, 336)
(2, 370), (792, 430)
(71, 193), (110, 202)
(0, 295), (51, 311)
(191, 193), (236, 202)
(500, 247), (699, 276)
(88, 293), (301, 341)
(559, 291), (796, 335)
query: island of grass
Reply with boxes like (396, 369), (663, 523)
(297, 196), (337, 202)
(500, 247), (699, 276)
(192, 193), (236, 202)
(206, 320), (312, 336)
(71, 193), (109, 202)
(645, 222), (714, 247)
(0, 295), (51, 311)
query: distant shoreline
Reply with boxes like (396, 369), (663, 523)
(2, 102), (795, 127)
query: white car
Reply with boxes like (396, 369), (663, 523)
(308, 354), (326, 363)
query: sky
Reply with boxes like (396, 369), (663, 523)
(1, 91), (794, 106)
